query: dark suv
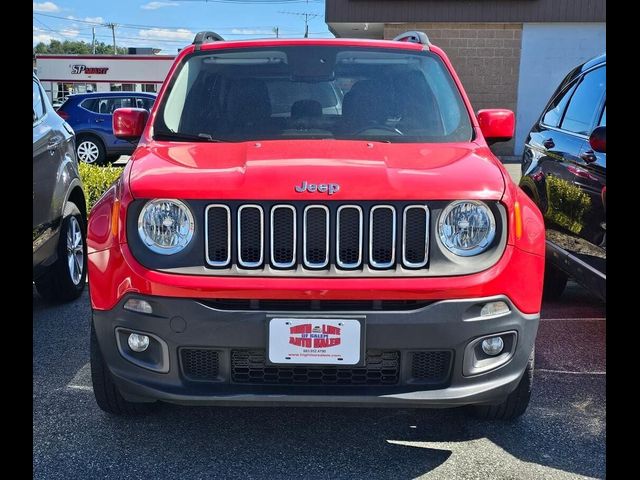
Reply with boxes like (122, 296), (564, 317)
(520, 54), (605, 300)
(33, 74), (88, 302)
(57, 92), (156, 165)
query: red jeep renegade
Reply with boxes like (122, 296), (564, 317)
(87, 31), (545, 419)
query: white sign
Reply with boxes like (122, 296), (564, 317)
(35, 55), (175, 83)
(269, 318), (361, 365)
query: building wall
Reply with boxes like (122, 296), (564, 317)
(384, 23), (522, 155)
(327, 0), (606, 23)
(515, 23), (606, 155)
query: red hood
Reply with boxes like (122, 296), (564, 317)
(127, 140), (506, 200)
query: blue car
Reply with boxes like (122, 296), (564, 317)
(57, 92), (156, 165)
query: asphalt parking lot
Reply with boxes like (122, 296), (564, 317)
(33, 280), (605, 480)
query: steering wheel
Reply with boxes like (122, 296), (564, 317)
(352, 124), (404, 136)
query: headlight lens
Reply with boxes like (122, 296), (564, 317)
(438, 200), (496, 256)
(138, 199), (194, 254)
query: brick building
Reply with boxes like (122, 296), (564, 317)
(325, 0), (606, 156)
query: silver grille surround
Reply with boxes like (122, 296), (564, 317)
(270, 205), (296, 269)
(369, 205), (396, 269)
(336, 205), (364, 269)
(237, 204), (264, 268)
(402, 205), (430, 269)
(303, 205), (330, 269)
(204, 204), (231, 267)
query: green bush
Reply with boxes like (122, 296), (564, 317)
(545, 175), (591, 234)
(79, 163), (124, 212)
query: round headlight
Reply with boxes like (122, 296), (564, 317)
(138, 199), (194, 254)
(438, 200), (496, 256)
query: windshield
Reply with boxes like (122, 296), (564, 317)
(155, 46), (473, 143)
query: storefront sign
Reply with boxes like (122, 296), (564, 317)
(71, 65), (109, 75)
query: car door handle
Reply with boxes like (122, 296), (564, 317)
(95, 118), (105, 123)
(580, 150), (597, 163)
(542, 138), (555, 149)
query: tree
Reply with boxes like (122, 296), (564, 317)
(33, 40), (128, 55)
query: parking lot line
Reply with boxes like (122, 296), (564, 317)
(540, 318), (605, 322)
(536, 369), (606, 375)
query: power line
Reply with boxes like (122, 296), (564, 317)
(33, 12), (303, 32)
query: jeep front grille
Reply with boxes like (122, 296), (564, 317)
(205, 202), (430, 273)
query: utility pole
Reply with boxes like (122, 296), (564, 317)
(278, 11), (320, 38)
(106, 23), (117, 55)
(92, 27), (96, 54)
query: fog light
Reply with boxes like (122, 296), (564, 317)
(124, 298), (153, 315)
(128, 333), (150, 352)
(480, 301), (510, 318)
(481, 336), (504, 356)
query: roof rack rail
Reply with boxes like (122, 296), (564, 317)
(192, 31), (225, 50)
(392, 31), (431, 49)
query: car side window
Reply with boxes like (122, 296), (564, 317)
(33, 80), (46, 123)
(599, 105), (606, 126)
(135, 97), (155, 111)
(541, 82), (577, 128)
(560, 66), (606, 135)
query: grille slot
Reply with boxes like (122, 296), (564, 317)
(369, 206), (396, 268)
(303, 205), (329, 268)
(231, 349), (400, 385)
(181, 348), (221, 381)
(410, 351), (452, 384)
(270, 205), (296, 268)
(403, 206), (430, 268)
(336, 205), (363, 268)
(205, 205), (231, 266)
(237, 205), (264, 268)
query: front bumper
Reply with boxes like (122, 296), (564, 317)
(93, 294), (539, 408)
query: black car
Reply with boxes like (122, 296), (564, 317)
(33, 74), (88, 302)
(520, 54), (606, 301)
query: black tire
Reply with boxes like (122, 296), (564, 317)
(76, 134), (107, 165)
(543, 263), (568, 301)
(472, 348), (534, 420)
(90, 322), (154, 415)
(35, 202), (87, 303)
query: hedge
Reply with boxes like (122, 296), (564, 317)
(78, 163), (124, 212)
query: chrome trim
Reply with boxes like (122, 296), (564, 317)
(204, 204), (231, 267)
(336, 205), (363, 269)
(237, 204), (264, 268)
(402, 205), (430, 269)
(369, 205), (396, 269)
(270, 205), (296, 269)
(537, 123), (589, 141)
(303, 205), (330, 269)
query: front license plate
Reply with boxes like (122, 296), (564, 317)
(268, 318), (361, 365)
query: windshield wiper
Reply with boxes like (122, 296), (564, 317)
(154, 130), (223, 142)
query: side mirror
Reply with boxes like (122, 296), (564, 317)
(113, 108), (149, 140)
(477, 109), (515, 144)
(589, 126), (606, 153)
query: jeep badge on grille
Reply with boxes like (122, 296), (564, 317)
(295, 181), (340, 195)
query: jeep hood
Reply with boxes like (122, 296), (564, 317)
(128, 140), (506, 200)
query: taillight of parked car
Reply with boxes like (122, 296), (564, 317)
(57, 109), (69, 121)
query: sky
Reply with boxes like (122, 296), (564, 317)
(33, 0), (332, 54)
